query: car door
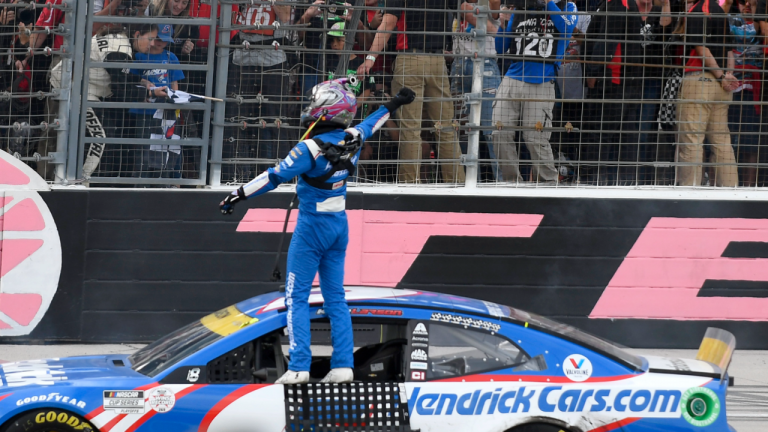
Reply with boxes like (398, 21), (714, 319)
(144, 328), (288, 432)
(404, 319), (539, 432)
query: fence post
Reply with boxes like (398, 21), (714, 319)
(464, 0), (489, 188)
(61, 0), (86, 182)
(209, 2), (232, 187)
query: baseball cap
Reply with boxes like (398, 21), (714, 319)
(158, 24), (174, 43)
(327, 22), (345, 37)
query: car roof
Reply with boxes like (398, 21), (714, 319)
(234, 286), (512, 320)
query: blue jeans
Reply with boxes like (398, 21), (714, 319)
(451, 57), (502, 179)
(728, 90), (760, 157)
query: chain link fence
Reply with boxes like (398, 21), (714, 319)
(6, 0), (768, 188)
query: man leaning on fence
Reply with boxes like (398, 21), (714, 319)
(357, 0), (466, 184)
(493, 0), (576, 183)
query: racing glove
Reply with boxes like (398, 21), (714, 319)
(384, 87), (416, 113)
(343, 127), (363, 150)
(220, 186), (246, 215)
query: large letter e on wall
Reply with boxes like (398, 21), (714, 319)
(591, 218), (768, 321)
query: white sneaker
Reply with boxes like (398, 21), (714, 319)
(276, 370), (310, 384)
(320, 368), (354, 383)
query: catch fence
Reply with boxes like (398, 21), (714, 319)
(6, 0), (768, 188)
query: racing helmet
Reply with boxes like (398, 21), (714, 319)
(300, 79), (357, 128)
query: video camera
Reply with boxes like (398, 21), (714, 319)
(117, 0), (144, 17)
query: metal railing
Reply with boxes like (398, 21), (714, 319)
(7, 0), (768, 188)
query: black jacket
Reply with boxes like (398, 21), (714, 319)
(585, 0), (670, 81)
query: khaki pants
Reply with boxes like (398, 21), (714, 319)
(491, 77), (557, 182)
(391, 54), (465, 183)
(676, 72), (737, 187)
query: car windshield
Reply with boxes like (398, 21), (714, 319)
(505, 307), (644, 371)
(129, 305), (259, 377)
(129, 320), (223, 377)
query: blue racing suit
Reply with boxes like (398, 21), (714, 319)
(237, 105), (392, 372)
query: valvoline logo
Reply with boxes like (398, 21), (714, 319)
(563, 354), (592, 382)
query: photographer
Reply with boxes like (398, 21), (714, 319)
(492, 0), (576, 183)
(676, 0), (738, 187)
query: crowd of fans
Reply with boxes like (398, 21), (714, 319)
(4, 0), (768, 187)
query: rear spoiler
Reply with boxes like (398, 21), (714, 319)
(696, 327), (736, 382)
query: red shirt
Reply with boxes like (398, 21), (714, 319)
(36, 0), (64, 50)
(395, 13), (406, 50)
(607, 44), (622, 85)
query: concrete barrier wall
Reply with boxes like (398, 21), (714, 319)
(2, 169), (768, 347)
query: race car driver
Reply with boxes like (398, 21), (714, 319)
(219, 79), (415, 384)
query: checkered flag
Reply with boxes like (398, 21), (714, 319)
(658, 69), (682, 130)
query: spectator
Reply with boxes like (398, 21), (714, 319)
(676, 0), (738, 187)
(358, 0), (467, 184)
(492, 0), (576, 183)
(296, 0), (357, 97)
(223, 0), (299, 182)
(148, 0), (204, 175)
(353, 74), (401, 180)
(325, 22), (365, 90)
(129, 24), (185, 182)
(0, 1), (45, 163)
(551, 3), (587, 181)
(727, 0), (762, 186)
(22, 0), (64, 180)
(147, 0), (201, 94)
(50, 24), (154, 181)
(585, 0), (672, 185)
(452, 0), (502, 180)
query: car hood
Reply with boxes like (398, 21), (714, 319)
(0, 355), (147, 392)
(642, 355), (721, 378)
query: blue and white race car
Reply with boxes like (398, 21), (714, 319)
(0, 287), (736, 432)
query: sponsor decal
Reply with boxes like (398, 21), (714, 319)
(295, 147), (303, 155)
(430, 313), (500, 333)
(413, 323), (428, 336)
(148, 387), (176, 413)
(291, 150), (298, 159)
(410, 362), (428, 370)
(187, 368), (201, 383)
(34, 411), (92, 430)
(482, 301), (505, 317)
(0, 359), (67, 387)
(285, 157), (294, 167)
(350, 308), (403, 316)
(667, 358), (692, 372)
(371, 363), (384, 372)
(411, 371), (426, 381)
(563, 354), (592, 382)
(317, 308), (403, 316)
(410, 386), (682, 416)
(681, 387), (720, 427)
(104, 390), (146, 414)
(16, 393), (86, 408)
(332, 180), (344, 190)
(412, 336), (428, 342)
(411, 349), (428, 361)
(412, 343), (428, 348)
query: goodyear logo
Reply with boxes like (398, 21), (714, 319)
(410, 387), (681, 416)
